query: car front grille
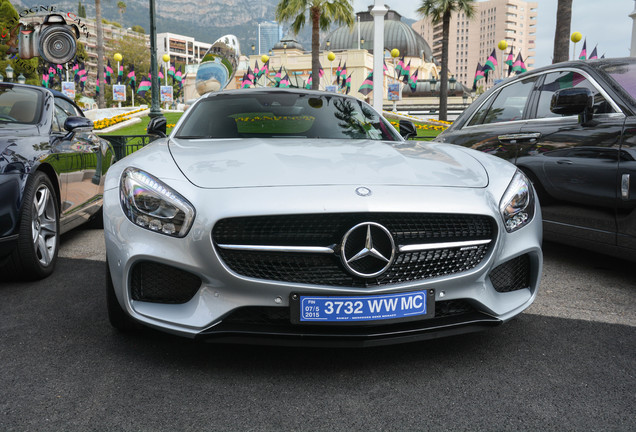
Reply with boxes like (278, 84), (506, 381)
(213, 213), (496, 287)
(130, 261), (202, 303)
(489, 254), (531, 293)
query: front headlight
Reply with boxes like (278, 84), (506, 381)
(120, 167), (195, 237)
(500, 170), (535, 233)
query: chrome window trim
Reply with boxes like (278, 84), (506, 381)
(462, 67), (624, 130)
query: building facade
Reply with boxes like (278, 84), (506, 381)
(157, 33), (212, 65)
(412, 0), (538, 91)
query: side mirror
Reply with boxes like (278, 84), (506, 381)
(398, 119), (417, 140)
(64, 116), (93, 132)
(551, 87), (594, 123)
(147, 116), (167, 137)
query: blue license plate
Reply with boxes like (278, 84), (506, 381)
(295, 290), (432, 324)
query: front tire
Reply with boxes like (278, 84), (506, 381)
(4, 171), (60, 280)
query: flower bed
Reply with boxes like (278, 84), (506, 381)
(93, 108), (147, 130)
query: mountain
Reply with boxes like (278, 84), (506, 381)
(12, 0), (283, 51)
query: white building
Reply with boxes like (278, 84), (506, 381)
(157, 32), (213, 65)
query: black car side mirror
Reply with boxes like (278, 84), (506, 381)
(64, 116), (93, 132)
(551, 87), (594, 124)
(147, 116), (167, 137)
(399, 119), (417, 140)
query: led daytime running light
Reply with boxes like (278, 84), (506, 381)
(500, 170), (535, 233)
(120, 168), (195, 237)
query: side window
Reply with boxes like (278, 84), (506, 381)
(56, 97), (84, 117)
(468, 77), (536, 126)
(536, 71), (617, 118)
(52, 105), (66, 132)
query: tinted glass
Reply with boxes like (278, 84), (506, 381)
(536, 71), (616, 118)
(601, 63), (636, 100)
(176, 92), (400, 141)
(468, 77), (536, 126)
(55, 97), (84, 117)
(0, 86), (42, 124)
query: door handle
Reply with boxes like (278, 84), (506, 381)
(497, 133), (541, 144)
(622, 174), (630, 200)
(556, 159), (573, 165)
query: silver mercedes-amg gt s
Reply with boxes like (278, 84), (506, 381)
(104, 88), (542, 346)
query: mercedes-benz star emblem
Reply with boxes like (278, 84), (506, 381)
(340, 222), (395, 278)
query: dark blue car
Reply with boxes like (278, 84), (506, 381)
(0, 83), (115, 280)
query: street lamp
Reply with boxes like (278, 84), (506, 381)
(327, 51), (335, 84)
(326, 40), (330, 49)
(360, 37), (365, 49)
(283, 42), (287, 54)
(5, 65), (14, 81)
(17, 74), (26, 84)
(251, 44), (255, 55)
(462, 92), (468, 106)
(448, 75), (456, 94)
(114, 52), (123, 107)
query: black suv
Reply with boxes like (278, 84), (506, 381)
(436, 57), (636, 260)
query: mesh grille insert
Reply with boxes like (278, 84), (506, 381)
(213, 213), (496, 287)
(131, 261), (202, 304)
(489, 254), (531, 293)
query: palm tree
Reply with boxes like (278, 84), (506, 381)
(95, 0), (105, 108)
(275, 0), (354, 90)
(552, 0), (572, 63)
(117, 1), (126, 22)
(417, 0), (475, 121)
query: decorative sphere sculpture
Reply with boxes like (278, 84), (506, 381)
(327, 52), (336, 62)
(195, 34), (240, 95)
(498, 40), (507, 51)
(571, 32), (582, 43)
(390, 48), (400, 58)
(114, 53), (122, 62)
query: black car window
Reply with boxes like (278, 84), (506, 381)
(176, 93), (400, 141)
(55, 97), (83, 117)
(0, 86), (42, 124)
(53, 105), (68, 133)
(536, 71), (616, 118)
(601, 63), (636, 100)
(468, 77), (536, 126)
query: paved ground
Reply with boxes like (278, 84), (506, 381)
(1, 228), (634, 431)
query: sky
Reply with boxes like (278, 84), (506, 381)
(353, 0), (635, 68)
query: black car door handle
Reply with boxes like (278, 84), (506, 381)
(497, 133), (541, 144)
(556, 159), (573, 165)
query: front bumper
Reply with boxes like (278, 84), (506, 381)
(104, 184), (542, 345)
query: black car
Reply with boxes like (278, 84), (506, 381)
(0, 83), (115, 279)
(436, 57), (636, 261)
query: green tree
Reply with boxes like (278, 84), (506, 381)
(275, 0), (354, 90)
(131, 25), (145, 34)
(552, 0), (572, 63)
(107, 35), (151, 106)
(117, 1), (126, 22)
(417, 0), (475, 121)
(78, 1), (86, 18)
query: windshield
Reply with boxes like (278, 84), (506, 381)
(0, 86), (42, 125)
(601, 62), (636, 101)
(175, 91), (400, 141)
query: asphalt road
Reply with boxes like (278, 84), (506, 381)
(1, 228), (634, 431)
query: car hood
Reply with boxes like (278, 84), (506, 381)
(168, 137), (488, 189)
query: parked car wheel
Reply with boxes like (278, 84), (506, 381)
(6, 171), (60, 280)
